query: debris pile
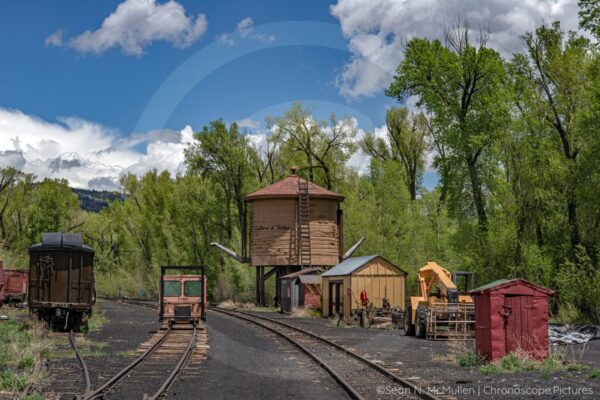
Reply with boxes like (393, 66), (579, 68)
(549, 324), (600, 344)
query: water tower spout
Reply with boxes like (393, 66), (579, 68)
(342, 237), (365, 260)
(210, 242), (250, 263)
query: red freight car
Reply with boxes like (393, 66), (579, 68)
(0, 261), (28, 306)
(4, 270), (29, 304)
(159, 266), (206, 327)
(0, 264), (4, 306)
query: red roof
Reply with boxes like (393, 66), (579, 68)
(469, 278), (554, 295)
(245, 173), (344, 202)
(280, 267), (322, 279)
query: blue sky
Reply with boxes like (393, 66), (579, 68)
(0, 0), (579, 190)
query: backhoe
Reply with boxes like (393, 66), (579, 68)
(404, 262), (475, 339)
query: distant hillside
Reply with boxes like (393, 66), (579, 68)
(73, 188), (125, 212)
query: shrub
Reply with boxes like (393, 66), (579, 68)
(457, 350), (481, 367)
(589, 369), (600, 379)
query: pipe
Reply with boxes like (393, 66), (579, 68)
(210, 243), (250, 263)
(342, 237), (365, 260)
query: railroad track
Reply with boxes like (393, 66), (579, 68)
(210, 307), (447, 400)
(66, 299), (204, 400)
(118, 298), (159, 310)
(78, 326), (197, 400)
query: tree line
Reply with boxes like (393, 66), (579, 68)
(2, 5), (600, 322)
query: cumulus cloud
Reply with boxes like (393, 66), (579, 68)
(217, 17), (276, 46)
(236, 118), (261, 129)
(45, 30), (64, 47)
(55, 0), (207, 56)
(0, 107), (194, 191)
(330, 0), (580, 98)
(216, 33), (234, 46)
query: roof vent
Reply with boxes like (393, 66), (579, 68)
(41, 232), (83, 247)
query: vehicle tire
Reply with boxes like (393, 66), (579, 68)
(403, 308), (415, 336)
(415, 315), (426, 338)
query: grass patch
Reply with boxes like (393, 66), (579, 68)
(589, 369), (600, 379)
(21, 395), (44, 400)
(457, 349), (481, 367)
(431, 340), (481, 367)
(115, 348), (138, 357)
(0, 309), (49, 398)
(478, 349), (585, 376)
(0, 370), (28, 391)
(81, 303), (107, 333)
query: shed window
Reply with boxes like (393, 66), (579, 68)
(184, 280), (202, 297)
(163, 281), (181, 297)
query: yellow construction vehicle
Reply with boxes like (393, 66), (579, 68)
(404, 262), (475, 339)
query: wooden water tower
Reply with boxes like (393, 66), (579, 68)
(212, 167), (363, 305)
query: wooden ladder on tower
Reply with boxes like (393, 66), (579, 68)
(297, 178), (312, 268)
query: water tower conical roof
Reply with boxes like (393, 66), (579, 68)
(245, 170), (344, 202)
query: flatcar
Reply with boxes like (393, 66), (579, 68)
(28, 233), (95, 331)
(159, 266), (206, 327)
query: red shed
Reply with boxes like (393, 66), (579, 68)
(0, 261), (4, 306)
(469, 279), (554, 361)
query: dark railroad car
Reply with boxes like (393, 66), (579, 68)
(159, 266), (206, 327)
(29, 233), (95, 331)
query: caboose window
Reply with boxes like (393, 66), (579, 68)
(184, 280), (202, 297)
(163, 281), (181, 297)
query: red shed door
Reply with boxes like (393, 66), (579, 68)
(504, 295), (533, 354)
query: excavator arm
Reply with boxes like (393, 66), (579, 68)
(406, 261), (475, 338)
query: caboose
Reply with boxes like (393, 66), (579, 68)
(159, 266), (206, 327)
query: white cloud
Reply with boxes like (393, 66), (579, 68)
(216, 33), (234, 46)
(217, 16), (276, 46)
(330, 0), (580, 98)
(45, 30), (64, 47)
(61, 0), (207, 56)
(0, 107), (194, 190)
(236, 17), (254, 37)
(236, 118), (261, 129)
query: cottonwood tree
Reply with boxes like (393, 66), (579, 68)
(268, 102), (357, 190)
(361, 107), (427, 200)
(387, 24), (509, 234)
(511, 22), (594, 263)
(185, 120), (256, 240)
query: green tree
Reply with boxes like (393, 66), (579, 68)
(511, 22), (594, 261)
(185, 120), (256, 241)
(268, 102), (357, 190)
(387, 25), (509, 234)
(362, 107), (427, 200)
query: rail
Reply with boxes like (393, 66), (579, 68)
(79, 299), (196, 399)
(210, 306), (443, 400)
(69, 330), (91, 397)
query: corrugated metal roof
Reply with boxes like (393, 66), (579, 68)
(298, 275), (321, 284)
(245, 173), (344, 201)
(321, 255), (378, 277)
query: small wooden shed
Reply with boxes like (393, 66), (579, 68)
(280, 268), (322, 313)
(321, 255), (406, 318)
(470, 279), (554, 361)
